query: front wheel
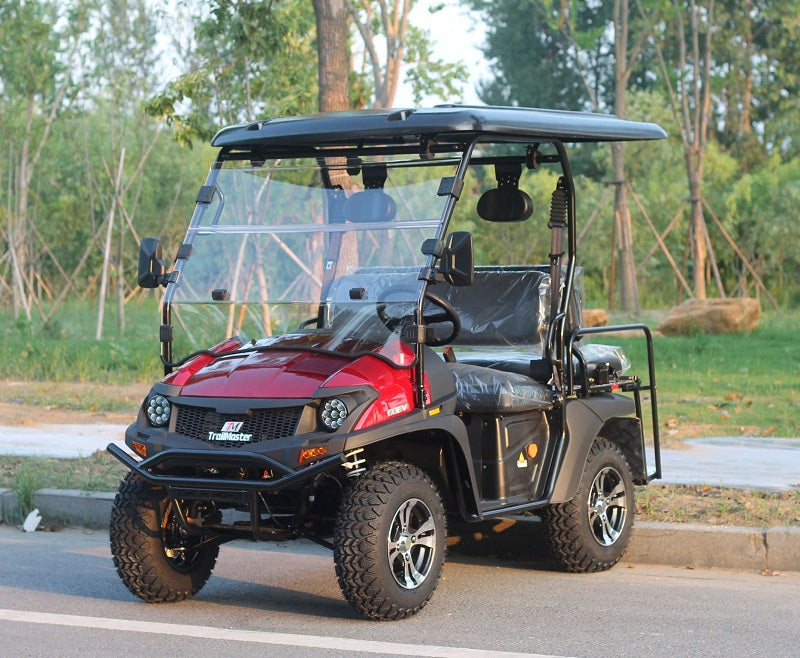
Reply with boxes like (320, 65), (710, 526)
(109, 473), (220, 602)
(542, 437), (634, 573)
(334, 462), (446, 620)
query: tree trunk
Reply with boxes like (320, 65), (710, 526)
(96, 148), (125, 340)
(688, 176), (708, 300)
(611, 0), (638, 312)
(649, 0), (715, 301)
(313, 0), (358, 273)
(346, 0), (411, 109)
(313, 0), (350, 112)
(11, 140), (33, 321)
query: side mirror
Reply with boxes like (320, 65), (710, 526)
(138, 237), (167, 288)
(440, 231), (474, 287)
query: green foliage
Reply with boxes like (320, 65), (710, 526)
(13, 461), (43, 517)
(0, 1), (61, 103)
(403, 24), (468, 105)
(1, 453), (129, 503)
(463, 0), (590, 110)
(144, 1), (318, 146)
(465, 0), (800, 306)
(0, 301), (161, 383)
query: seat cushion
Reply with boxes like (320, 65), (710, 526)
(448, 363), (552, 413)
(457, 344), (630, 383)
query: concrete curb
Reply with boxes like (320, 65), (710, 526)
(0, 487), (114, 530)
(1, 488), (798, 572)
(448, 516), (799, 573)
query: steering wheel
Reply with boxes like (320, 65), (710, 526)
(376, 285), (460, 347)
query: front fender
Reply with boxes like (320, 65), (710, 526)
(342, 409), (481, 518)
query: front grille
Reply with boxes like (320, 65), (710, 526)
(174, 405), (304, 447)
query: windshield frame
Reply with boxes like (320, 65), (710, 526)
(159, 142), (477, 389)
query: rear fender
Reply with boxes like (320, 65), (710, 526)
(549, 394), (638, 503)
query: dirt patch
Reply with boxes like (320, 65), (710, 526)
(0, 381), (145, 426)
(637, 483), (800, 527)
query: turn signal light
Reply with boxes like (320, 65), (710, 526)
(132, 441), (148, 458)
(526, 443), (538, 459)
(299, 446), (328, 463)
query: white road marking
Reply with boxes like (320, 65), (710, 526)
(0, 608), (567, 657)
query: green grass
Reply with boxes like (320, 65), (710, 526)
(0, 381), (142, 414)
(0, 300), (161, 383)
(635, 484), (800, 527)
(607, 309), (800, 439)
(1, 452), (128, 517)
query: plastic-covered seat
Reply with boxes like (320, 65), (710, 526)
(457, 344), (630, 382)
(448, 363), (552, 413)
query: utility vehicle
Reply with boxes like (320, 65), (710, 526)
(108, 105), (664, 620)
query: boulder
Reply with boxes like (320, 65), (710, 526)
(658, 298), (761, 335)
(582, 308), (608, 327)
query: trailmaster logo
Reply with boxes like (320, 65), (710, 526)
(208, 421), (253, 443)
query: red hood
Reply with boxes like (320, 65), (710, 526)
(172, 349), (351, 399)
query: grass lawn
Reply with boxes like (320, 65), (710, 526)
(609, 309), (800, 439)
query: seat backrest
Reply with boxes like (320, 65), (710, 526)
(431, 266), (550, 346)
(325, 265), (583, 347)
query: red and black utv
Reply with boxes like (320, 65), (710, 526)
(108, 105), (665, 620)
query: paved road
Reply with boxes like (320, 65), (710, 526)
(0, 526), (798, 657)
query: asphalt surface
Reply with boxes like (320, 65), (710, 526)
(3, 526), (799, 657)
(1, 424), (798, 573)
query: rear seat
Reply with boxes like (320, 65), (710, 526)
(431, 266), (628, 411)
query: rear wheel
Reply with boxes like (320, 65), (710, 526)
(110, 472), (220, 602)
(543, 437), (634, 572)
(334, 461), (446, 620)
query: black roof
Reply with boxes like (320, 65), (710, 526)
(211, 105), (667, 149)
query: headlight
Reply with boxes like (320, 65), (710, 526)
(319, 398), (348, 432)
(146, 394), (171, 427)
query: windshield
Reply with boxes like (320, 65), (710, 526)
(165, 156), (458, 361)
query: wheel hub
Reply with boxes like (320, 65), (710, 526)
(387, 498), (436, 590)
(593, 496), (608, 515)
(587, 465), (628, 547)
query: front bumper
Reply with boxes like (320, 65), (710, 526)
(106, 441), (344, 494)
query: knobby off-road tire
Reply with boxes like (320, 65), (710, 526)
(334, 461), (446, 620)
(542, 437), (634, 573)
(110, 472), (219, 603)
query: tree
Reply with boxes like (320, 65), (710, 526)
(713, 0), (800, 166)
(464, 0), (590, 109)
(347, 1), (467, 107)
(645, 0), (716, 300)
(145, 1), (317, 146)
(89, 0), (163, 338)
(313, 0), (351, 112)
(468, 0), (654, 311)
(0, 0), (88, 319)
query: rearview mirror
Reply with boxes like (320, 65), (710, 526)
(138, 237), (167, 288)
(440, 231), (474, 287)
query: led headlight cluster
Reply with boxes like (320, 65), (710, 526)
(319, 398), (348, 432)
(146, 394), (171, 427)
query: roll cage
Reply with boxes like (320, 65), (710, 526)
(157, 106), (665, 415)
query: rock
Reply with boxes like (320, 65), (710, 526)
(658, 298), (761, 335)
(582, 308), (608, 327)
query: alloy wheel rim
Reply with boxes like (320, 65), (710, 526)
(587, 465), (628, 546)
(387, 497), (437, 589)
